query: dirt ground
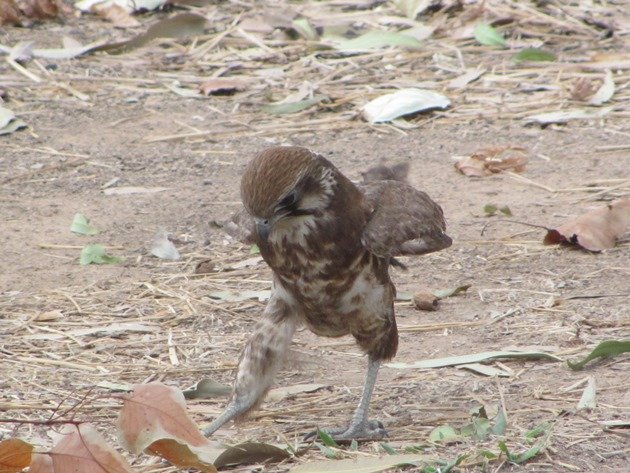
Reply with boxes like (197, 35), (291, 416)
(1, 1), (629, 472)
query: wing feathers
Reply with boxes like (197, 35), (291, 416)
(360, 180), (452, 258)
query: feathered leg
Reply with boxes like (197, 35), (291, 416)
(203, 296), (296, 437)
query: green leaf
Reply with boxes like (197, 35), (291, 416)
(484, 204), (498, 216)
(429, 425), (459, 443)
(479, 450), (498, 459)
(349, 439), (358, 451)
(433, 284), (471, 299)
(331, 30), (422, 52)
(438, 455), (467, 473)
(525, 423), (551, 440)
(483, 204), (512, 217)
(263, 95), (327, 115)
(379, 442), (397, 455)
(317, 429), (339, 448)
(460, 417), (491, 440)
(292, 18), (318, 41)
(492, 408), (508, 435)
(498, 429), (550, 465)
(249, 244), (260, 254)
(79, 244), (121, 265)
(513, 48), (556, 63)
(474, 23), (506, 48)
(567, 340), (630, 370)
(70, 213), (99, 235)
(314, 442), (338, 459)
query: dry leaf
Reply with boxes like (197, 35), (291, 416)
(454, 146), (528, 177)
(30, 424), (133, 473)
(543, 198), (630, 252)
(0, 438), (33, 472)
(362, 89), (450, 123)
(0, 0), (64, 25)
(199, 78), (248, 96)
(0, 0), (21, 25)
(151, 229), (180, 260)
(447, 68), (486, 89)
(589, 69), (615, 105)
(93, 3), (140, 28)
(117, 382), (220, 472)
(571, 78), (598, 102)
(524, 107), (612, 125)
(413, 292), (439, 311)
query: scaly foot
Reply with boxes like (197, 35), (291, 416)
(304, 419), (388, 442)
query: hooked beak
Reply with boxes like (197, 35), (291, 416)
(255, 217), (271, 242)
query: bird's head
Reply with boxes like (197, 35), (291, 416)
(240, 146), (337, 243)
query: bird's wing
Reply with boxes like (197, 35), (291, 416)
(360, 180), (452, 258)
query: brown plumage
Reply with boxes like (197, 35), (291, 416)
(203, 146), (452, 440)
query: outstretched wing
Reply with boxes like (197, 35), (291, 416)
(360, 180), (452, 258)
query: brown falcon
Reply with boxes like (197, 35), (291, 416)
(203, 146), (452, 440)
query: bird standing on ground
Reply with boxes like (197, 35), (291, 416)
(203, 146), (452, 441)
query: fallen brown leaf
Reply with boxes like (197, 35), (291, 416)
(0, 438), (33, 472)
(413, 292), (439, 311)
(117, 382), (219, 472)
(30, 424), (133, 473)
(571, 78), (597, 102)
(0, 0), (66, 25)
(544, 198), (630, 251)
(455, 146), (528, 177)
(93, 3), (141, 28)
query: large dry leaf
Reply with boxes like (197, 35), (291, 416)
(117, 382), (220, 472)
(75, 0), (166, 13)
(93, 3), (140, 28)
(95, 12), (207, 54)
(386, 350), (561, 369)
(524, 106), (612, 124)
(543, 198), (630, 251)
(29, 424), (132, 473)
(362, 89), (450, 123)
(0, 0), (65, 25)
(454, 146), (528, 177)
(213, 442), (290, 469)
(0, 438), (33, 472)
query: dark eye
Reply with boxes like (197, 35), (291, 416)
(277, 191), (297, 210)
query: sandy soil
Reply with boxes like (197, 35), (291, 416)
(1, 4), (629, 472)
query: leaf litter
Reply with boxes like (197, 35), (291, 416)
(2, 0), (629, 471)
(543, 197), (630, 251)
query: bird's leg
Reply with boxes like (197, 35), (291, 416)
(307, 357), (387, 441)
(203, 298), (296, 437)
